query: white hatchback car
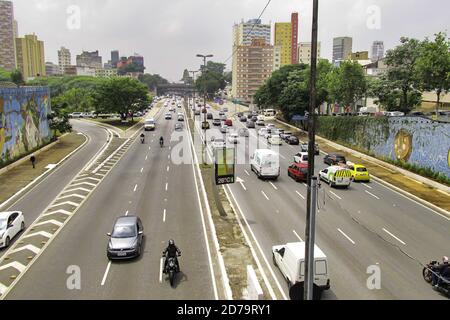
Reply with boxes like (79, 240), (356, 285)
(0, 211), (25, 249)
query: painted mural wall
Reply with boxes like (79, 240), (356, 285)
(0, 86), (52, 166)
(317, 116), (450, 179)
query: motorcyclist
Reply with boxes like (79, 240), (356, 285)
(163, 239), (181, 273)
(159, 136), (164, 147)
(432, 256), (449, 288)
(140, 133), (145, 143)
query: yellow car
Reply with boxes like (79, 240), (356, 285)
(347, 164), (371, 182)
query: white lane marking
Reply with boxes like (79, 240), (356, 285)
(163, 209), (166, 222)
(243, 170), (250, 177)
(329, 191), (342, 200)
(23, 231), (53, 239)
(101, 262), (112, 286)
(296, 191), (305, 200)
(168, 155), (171, 160)
(125, 210), (129, 216)
(303, 183), (307, 187)
(159, 258), (164, 283)
(0, 261), (26, 272)
(165, 183), (168, 191)
(42, 209), (72, 217)
(140, 168), (144, 173)
(10, 244), (41, 255)
(365, 190), (380, 200)
(269, 182), (278, 190)
(337, 228), (356, 245)
(293, 230), (303, 242)
(167, 166), (170, 172)
(261, 190), (270, 201)
(57, 194), (86, 200)
(362, 183), (372, 189)
(383, 228), (406, 245)
(34, 219), (63, 228)
(134, 184), (138, 192)
(145, 155), (148, 161)
(149, 146), (151, 150)
(49, 201), (80, 209)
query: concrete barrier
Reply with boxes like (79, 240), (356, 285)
(246, 265), (264, 300)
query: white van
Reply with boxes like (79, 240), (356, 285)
(144, 118), (156, 131)
(250, 149), (280, 180)
(272, 242), (330, 296)
(319, 166), (352, 188)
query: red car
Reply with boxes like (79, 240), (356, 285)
(288, 163), (309, 182)
(225, 119), (233, 127)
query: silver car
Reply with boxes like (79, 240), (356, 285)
(107, 216), (144, 260)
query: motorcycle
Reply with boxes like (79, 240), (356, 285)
(160, 139), (164, 148)
(423, 260), (450, 298)
(163, 253), (181, 287)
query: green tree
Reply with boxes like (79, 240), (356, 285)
(138, 73), (169, 91)
(205, 61), (226, 75)
(328, 61), (367, 112)
(195, 71), (226, 98)
(0, 67), (11, 82)
(47, 110), (72, 138)
(384, 37), (422, 113)
(415, 32), (450, 117)
(118, 63), (144, 75)
(10, 69), (24, 87)
(181, 69), (192, 84)
(52, 88), (95, 113)
(94, 77), (150, 120)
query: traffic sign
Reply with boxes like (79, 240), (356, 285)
(215, 148), (236, 185)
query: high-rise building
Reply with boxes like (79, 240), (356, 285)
(0, 1), (16, 70)
(232, 19), (271, 46)
(371, 41), (384, 62)
(231, 39), (274, 103)
(76, 50), (102, 68)
(298, 42), (321, 65)
(274, 22), (292, 67)
(291, 13), (298, 65)
(273, 46), (282, 71)
(111, 50), (119, 68)
(58, 47), (71, 74)
(45, 62), (61, 76)
(332, 37), (353, 64)
(15, 34), (46, 79)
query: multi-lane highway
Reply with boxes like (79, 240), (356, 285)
(4, 102), (217, 300)
(195, 101), (450, 300)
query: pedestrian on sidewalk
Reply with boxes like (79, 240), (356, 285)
(30, 155), (36, 169)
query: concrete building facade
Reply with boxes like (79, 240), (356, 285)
(332, 36), (353, 64)
(371, 41), (384, 62)
(95, 68), (118, 78)
(76, 50), (102, 69)
(298, 42), (321, 65)
(231, 39), (274, 103)
(232, 19), (271, 46)
(15, 34), (46, 79)
(45, 62), (60, 76)
(58, 47), (71, 74)
(0, 1), (16, 70)
(274, 22), (292, 67)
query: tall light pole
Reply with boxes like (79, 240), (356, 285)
(197, 54), (213, 164)
(304, 0), (319, 301)
(189, 70), (200, 119)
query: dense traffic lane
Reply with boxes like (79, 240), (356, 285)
(201, 105), (449, 299)
(6, 103), (216, 299)
(1, 120), (109, 257)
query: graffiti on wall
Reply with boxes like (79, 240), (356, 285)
(0, 87), (52, 165)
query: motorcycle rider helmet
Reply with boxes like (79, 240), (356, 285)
(444, 256), (449, 264)
(169, 239), (175, 246)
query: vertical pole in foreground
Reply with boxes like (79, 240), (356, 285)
(304, 0), (319, 301)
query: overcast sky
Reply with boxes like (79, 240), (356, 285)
(11, 0), (450, 82)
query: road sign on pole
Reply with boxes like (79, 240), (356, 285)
(215, 148), (236, 185)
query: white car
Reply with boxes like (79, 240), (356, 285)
(211, 138), (226, 150)
(258, 128), (268, 137)
(319, 166), (352, 188)
(272, 242), (330, 298)
(294, 152), (309, 164)
(228, 133), (239, 144)
(144, 118), (156, 131)
(250, 149), (280, 180)
(165, 113), (172, 120)
(0, 211), (25, 248)
(268, 135), (282, 145)
(70, 112), (83, 119)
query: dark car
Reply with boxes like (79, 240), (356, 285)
(194, 110), (201, 116)
(252, 116), (258, 122)
(280, 132), (292, 141)
(246, 121), (256, 129)
(286, 136), (300, 145)
(288, 163), (309, 182)
(237, 112), (244, 118)
(107, 216), (144, 260)
(324, 153), (347, 166)
(207, 113), (213, 120)
(247, 114), (253, 120)
(202, 108), (207, 114)
(202, 121), (211, 130)
(240, 116), (248, 123)
(212, 119), (222, 126)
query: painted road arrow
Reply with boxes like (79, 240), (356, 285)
(236, 177), (247, 191)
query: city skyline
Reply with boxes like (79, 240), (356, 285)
(8, 0), (450, 82)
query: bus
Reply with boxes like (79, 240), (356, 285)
(264, 109), (277, 117)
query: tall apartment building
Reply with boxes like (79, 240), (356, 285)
(76, 50), (102, 68)
(332, 37), (353, 64)
(273, 46), (282, 71)
(298, 42), (321, 65)
(0, 1), (16, 70)
(58, 47), (71, 74)
(231, 39), (274, 103)
(111, 50), (119, 68)
(274, 13), (299, 67)
(15, 34), (46, 79)
(232, 19), (271, 46)
(371, 41), (384, 62)
(45, 62), (60, 76)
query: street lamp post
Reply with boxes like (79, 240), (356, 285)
(189, 70), (200, 119)
(196, 54), (213, 164)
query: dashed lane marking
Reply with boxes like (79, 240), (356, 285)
(293, 230), (303, 242)
(382, 228), (406, 245)
(296, 191), (305, 200)
(329, 191), (342, 200)
(261, 190), (270, 201)
(337, 228), (356, 245)
(365, 190), (381, 200)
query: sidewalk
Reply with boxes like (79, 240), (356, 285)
(0, 133), (86, 207)
(270, 118), (450, 214)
